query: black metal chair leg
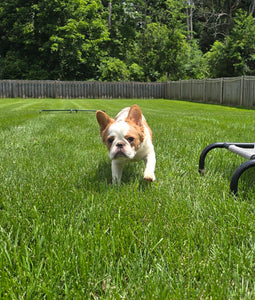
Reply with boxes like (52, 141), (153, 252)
(230, 160), (255, 195)
(199, 143), (227, 174)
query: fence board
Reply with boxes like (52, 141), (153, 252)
(205, 78), (222, 104)
(223, 77), (241, 106)
(191, 80), (205, 102)
(243, 76), (255, 107)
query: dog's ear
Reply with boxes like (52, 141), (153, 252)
(96, 111), (113, 132)
(127, 105), (143, 127)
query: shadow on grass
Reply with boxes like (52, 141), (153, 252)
(77, 159), (152, 192)
(207, 160), (255, 197)
(236, 167), (255, 198)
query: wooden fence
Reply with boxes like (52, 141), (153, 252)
(0, 76), (255, 107)
(0, 80), (166, 99)
(166, 76), (255, 107)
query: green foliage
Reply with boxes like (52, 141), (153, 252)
(133, 21), (188, 81)
(230, 10), (255, 75)
(98, 57), (130, 81)
(176, 40), (207, 79)
(204, 41), (228, 78)
(128, 63), (145, 81)
(0, 1), (254, 80)
(192, 0), (251, 53)
(204, 10), (255, 78)
(0, 0), (109, 80)
(102, 0), (139, 60)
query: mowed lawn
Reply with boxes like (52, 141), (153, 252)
(1, 98), (255, 299)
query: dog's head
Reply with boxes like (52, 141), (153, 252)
(96, 105), (145, 160)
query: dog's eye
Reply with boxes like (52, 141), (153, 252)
(108, 137), (114, 144)
(127, 137), (134, 143)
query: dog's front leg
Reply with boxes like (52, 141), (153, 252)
(111, 160), (125, 184)
(143, 150), (156, 182)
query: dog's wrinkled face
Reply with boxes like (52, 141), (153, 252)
(105, 121), (144, 160)
(96, 108), (144, 161)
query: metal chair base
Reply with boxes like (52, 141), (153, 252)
(199, 142), (255, 195)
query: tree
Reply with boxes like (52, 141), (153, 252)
(98, 57), (130, 81)
(130, 0), (190, 81)
(204, 10), (255, 77)
(100, 0), (141, 60)
(186, 0), (194, 40)
(133, 23), (177, 80)
(0, 0), (109, 80)
(176, 39), (206, 79)
(1, 0), (254, 81)
(192, 0), (255, 53)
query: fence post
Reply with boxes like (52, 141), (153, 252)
(240, 75), (244, 106)
(55, 80), (59, 99)
(203, 78), (206, 103)
(220, 78), (223, 104)
(180, 80), (182, 100)
(164, 81), (168, 99)
(190, 79), (193, 101)
(22, 81), (25, 98)
(93, 81), (98, 99)
(13, 80), (18, 98)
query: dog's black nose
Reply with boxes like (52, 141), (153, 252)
(116, 142), (124, 149)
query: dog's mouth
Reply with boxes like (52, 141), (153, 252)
(114, 150), (128, 158)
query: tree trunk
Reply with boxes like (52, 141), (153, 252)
(187, 1), (194, 40)
(250, 0), (255, 15)
(108, 1), (112, 29)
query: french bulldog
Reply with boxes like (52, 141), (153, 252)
(96, 105), (156, 183)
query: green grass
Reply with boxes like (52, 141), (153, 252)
(1, 98), (255, 299)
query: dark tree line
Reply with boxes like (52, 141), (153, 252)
(0, 0), (255, 81)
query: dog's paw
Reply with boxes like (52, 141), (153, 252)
(143, 173), (156, 182)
